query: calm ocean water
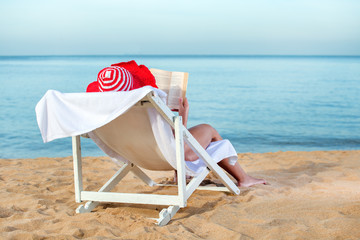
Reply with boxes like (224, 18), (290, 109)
(0, 55), (359, 159)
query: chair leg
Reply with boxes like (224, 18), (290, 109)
(76, 201), (99, 213)
(156, 205), (180, 226)
(174, 116), (187, 208)
(76, 163), (132, 213)
(72, 136), (83, 203)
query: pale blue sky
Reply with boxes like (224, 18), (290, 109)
(1, 0), (360, 55)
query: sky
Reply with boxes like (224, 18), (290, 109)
(0, 0), (360, 56)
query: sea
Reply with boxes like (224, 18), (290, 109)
(0, 55), (359, 159)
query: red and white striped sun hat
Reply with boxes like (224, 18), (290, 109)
(86, 60), (158, 92)
(97, 66), (133, 92)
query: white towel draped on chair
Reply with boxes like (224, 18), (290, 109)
(35, 86), (238, 175)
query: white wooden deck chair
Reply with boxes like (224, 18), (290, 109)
(72, 92), (240, 225)
(36, 87), (240, 226)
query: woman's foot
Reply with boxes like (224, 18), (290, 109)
(238, 175), (266, 187)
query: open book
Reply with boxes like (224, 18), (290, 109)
(150, 68), (189, 111)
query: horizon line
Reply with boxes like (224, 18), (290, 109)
(1, 54), (360, 58)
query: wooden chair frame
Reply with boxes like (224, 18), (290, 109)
(72, 92), (240, 226)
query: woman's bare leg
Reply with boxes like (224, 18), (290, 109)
(184, 124), (265, 187)
(218, 158), (266, 187)
(184, 124), (222, 161)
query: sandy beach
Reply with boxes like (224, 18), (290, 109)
(0, 150), (359, 239)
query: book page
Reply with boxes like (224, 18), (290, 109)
(149, 69), (172, 96)
(167, 72), (188, 110)
(150, 68), (188, 110)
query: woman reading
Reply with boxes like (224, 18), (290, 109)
(87, 60), (266, 188)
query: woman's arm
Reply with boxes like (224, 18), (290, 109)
(178, 97), (189, 128)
